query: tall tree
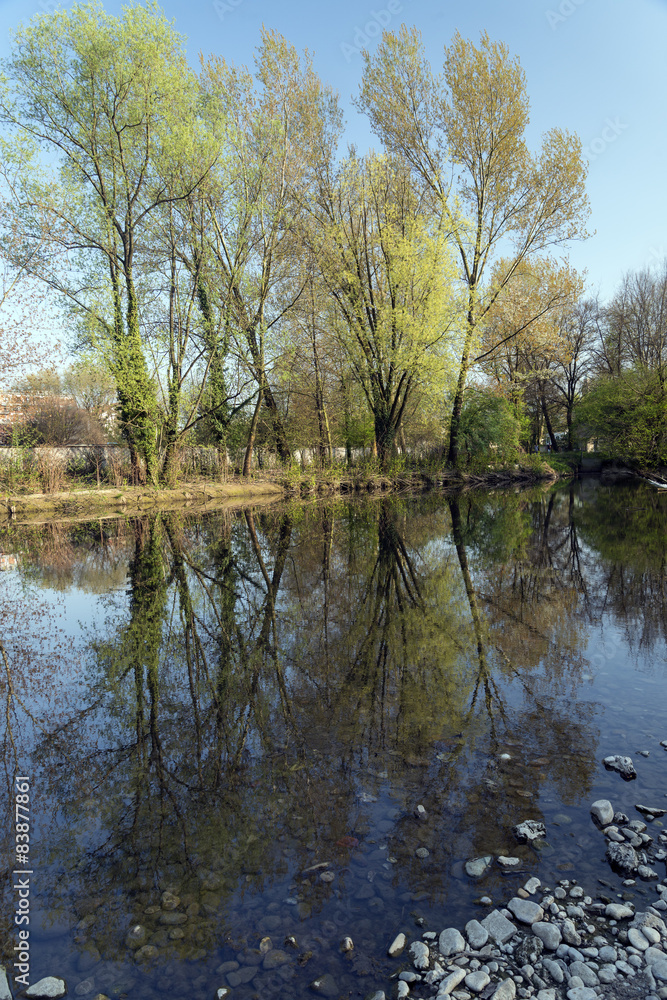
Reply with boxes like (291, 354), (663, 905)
(309, 153), (459, 469)
(603, 264), (667, 374)
(0, 1), (216, 483)
(479, 259), (583, 449)
(198, 29), (343, 467)
(550, 298), (597, 450)
(357, 28), (590, 464)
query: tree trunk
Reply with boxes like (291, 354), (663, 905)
(243, 388), (263, 477)
(447, 318), (475, 466)
(162, 437), (179, 486)
(261, 384), (290, 462)
(375, 412), (395, 472)
(566, 404), (574, 451)
(315, 379), (328, 467)
(541, 394), (560, 452)
(341, 378), (353, 465)
(448, 496), (489, 681)
(126, 274), (158, 485)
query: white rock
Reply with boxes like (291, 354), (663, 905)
(541, 958), (564, 983)
(566, 989), (597, 1000)
(480, 909), (517, 945)
(513, 819), (546, 842)
(438, 927), (465, 956)
(532, 921), (561, 950)
(490, 979), (516, 1000)
(465, 856), (493, 878)
(561, 918), (581, 946)
(523, 877), (541, 895)
(0, 967), (11, 1000)
(598, 945), (616, 962)
(26, 980), (67, 999)
(590, 799), (614, 825)
(465, 970), (490, 992)
(423, 962), (445, 984)
(638, 864), (660, 879)
(603, 755), (637, 779)
(642, 945), (667, 965)
(598, 966), (617, 984)
(497, 856), (521, 867)
(435, 968), (466, 995)
(605, 903), (634, 920)
(410, 940), (430, 969)
(465, 919), (489, 950)
(388, 932), (406, 957)
(650, 958), (667, 981)
(568, 961), (598, 987)
(627, 926), (649, 950)
(507, 896), (544, 924)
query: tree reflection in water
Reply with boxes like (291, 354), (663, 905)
(0, 480), (665, 997)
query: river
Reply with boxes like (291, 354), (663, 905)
(0, 478), (665, 999)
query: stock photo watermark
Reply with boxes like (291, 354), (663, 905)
(213, 0), (244, 23)
(340, 0), (404, 63)
(13, 776), (32, 989)
(583, 117), (628, 163)
(546, 0), (587, 30)
(647, 244), (665, 266)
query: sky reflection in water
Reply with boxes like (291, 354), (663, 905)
(0, 478), (666, 999)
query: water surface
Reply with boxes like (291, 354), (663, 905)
(0, 479), (666, 999)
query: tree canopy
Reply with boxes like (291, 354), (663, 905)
(0, 4), (620, 478)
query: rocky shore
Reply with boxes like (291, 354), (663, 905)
(378, 872), (667, 1000)
(376, 747), (667, 1000)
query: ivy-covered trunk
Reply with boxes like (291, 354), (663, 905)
(110, 263), (159, 486)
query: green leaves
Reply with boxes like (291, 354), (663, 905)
(575, 368), (667, 467)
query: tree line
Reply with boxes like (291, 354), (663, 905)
(0, 2), (660, 481)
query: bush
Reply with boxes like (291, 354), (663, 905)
(458, 388), (524, 467)
(35, 449), (66, 493)
(575, 369), (667, 467)
(23, 399), (107, 446)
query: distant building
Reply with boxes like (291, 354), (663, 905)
(0, 390), (117, 445)
(0, 391), (32, 443)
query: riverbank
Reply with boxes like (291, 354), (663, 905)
(0, 480), (286, 524)
(1, 463), (563, 524)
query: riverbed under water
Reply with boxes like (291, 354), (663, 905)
(0, 478), (666, 999)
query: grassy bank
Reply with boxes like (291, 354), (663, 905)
(1, 459), (565, 524)
(1, 480), (285, 525)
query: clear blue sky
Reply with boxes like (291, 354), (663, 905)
(1, 0), (666, 301)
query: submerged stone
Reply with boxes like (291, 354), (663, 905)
(465, 855), (493, 877)
(512, 820), (546, 842)
(26, 979), (67, 999)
